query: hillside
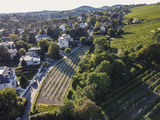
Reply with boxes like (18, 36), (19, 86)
(111, 5), (160, 50)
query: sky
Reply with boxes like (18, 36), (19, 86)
(0, 0), (159, 13)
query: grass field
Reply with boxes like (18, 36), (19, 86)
(111, 5), (160, 50)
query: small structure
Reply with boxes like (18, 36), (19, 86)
(100, 26), (106, 32)
(20, 47), (41, 66)
(20, 56), (40, 66)
(58, 34), (73, 49)
(0, 41), (15, 49)
(2, 33), (9, 42)
(0, 66), (17, 90)
(59, 24), (66, 31)
(35, 34), (51, 42)
(77, 16), (83, 21)
(132, 19), (140, 24)
(18, 28), (25, 35)
(80, 22), (88, 28)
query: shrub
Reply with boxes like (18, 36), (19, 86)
(64, 47), (71, 54)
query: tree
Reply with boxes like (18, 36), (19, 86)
(21, 33), (28, 42)
(38, 39), (49, 54)
(111, 59), (126, 80)
(64, 47), (71, 54)
(21, 59), (27, 67)
(47, 42), (60, 60)
(57, 100), (74, 119)
(87, 72), (110, 101)
(137, 44), (160, 65)
(74, 99), (102, 120)
(96, 60), (112, 76)
(19, 48), (26, 57)
(16, 41), (29, 51)
(153, 28), (160, 43)
(0, 88), (26, 120)
(0, 46), (11, 63)
(39, 30), (46, 34)
(0, 38), (3, 42)
(28, 33), (36, 44)
(80, 37), (86, 45)
(9, 34), (19, 43)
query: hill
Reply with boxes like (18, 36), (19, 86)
(73, 5), (96, 11)
(111, 5), (160, 51)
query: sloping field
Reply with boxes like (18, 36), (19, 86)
(37, 46), (89, 105)
(111, 5), (160, 50)
(102, 68), (160, 120)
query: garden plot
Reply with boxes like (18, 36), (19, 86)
(37, 46), (89, 105)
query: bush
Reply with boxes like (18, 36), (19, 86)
(64, 47), (71, 54)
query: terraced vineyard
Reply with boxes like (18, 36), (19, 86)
(102, 68), (160, 120)
(37, 46), (89, 105)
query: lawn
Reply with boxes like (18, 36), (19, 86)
(111, 5), (160, 51)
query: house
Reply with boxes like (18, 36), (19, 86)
(80, 22), (88, 28)
(18, 28), (25, 35)
(0, 66), (17, 90)
(27, 47), (40, 57)
(58, 34), (73, 49)
(35, 34), (51, 42)
(100, 26), (106, 32)
(77, 16), (83, 21)
(20, 47), (40, 66)
(132, 19), (140, 24)
(59, 24), (66, 31)
(0, 41), (15, 49)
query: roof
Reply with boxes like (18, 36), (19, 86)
(20, 55), (40, 62)
(35, 34), (50, 39)
(0, 75), (10, 84)
(29, 47), (40, 51)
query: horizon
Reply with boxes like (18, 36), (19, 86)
(0, 0), (159, 14)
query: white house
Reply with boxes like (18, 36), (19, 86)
(59, 24), (66, 31)
(20, 56), (40, 66)
(35, 34), (51, 42)
(100, 26), (106, 32)
(58, 34), (73, 49)
(0, 66), (17, 90)
(132, 19), (140, 24)
(77, 16), (83, 21)
(0, 41), (15, 49)
(20, 47), (41, 66)
(80, 22), (88, 28)
(18, 28), (25, 35)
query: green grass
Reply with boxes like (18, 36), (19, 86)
(111, 5), (160, 50)
(35, 104), (58, 113)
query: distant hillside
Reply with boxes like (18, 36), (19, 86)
(111, 4), (160, 50)
(74, 6), (96, 11)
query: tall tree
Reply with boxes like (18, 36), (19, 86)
(47, 42), (60, 60)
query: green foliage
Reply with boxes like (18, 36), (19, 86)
(0, 46), (11, 63)
(0, 88), (26, 120)
(19, 48), (26, 57)
(80, 37), (86, 45)
(38, 39), (49, 54)
(64, 47), (71, 54)
(16, 40), (29, 51)
(152, 28), (160, 43)
(9, 33), (19, 42)
(111, 5), (160, 50)
(47, 42), (61, 60)
(136, 44), (160, 65)
(21, 59), (27, 67)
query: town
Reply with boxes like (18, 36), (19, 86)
(0, 1), (160, 120)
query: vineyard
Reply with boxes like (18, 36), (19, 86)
(111, 5), (160, 50)
(37, 46), (89, 105)
(102, 68), (160, 120)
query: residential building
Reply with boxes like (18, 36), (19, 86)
(58, 34), (73, 49)
(100, 26), (106, 32)
(0, 66), (17, 90)
(0, 41), (15, 49)
(77, 16), (83, 21)
(9, 49), (18, 59)
(80, 22), (88, 28)
(35, 34), (51, 42)
(20, 47), (40, 66)
(59, 24), (66, 31)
